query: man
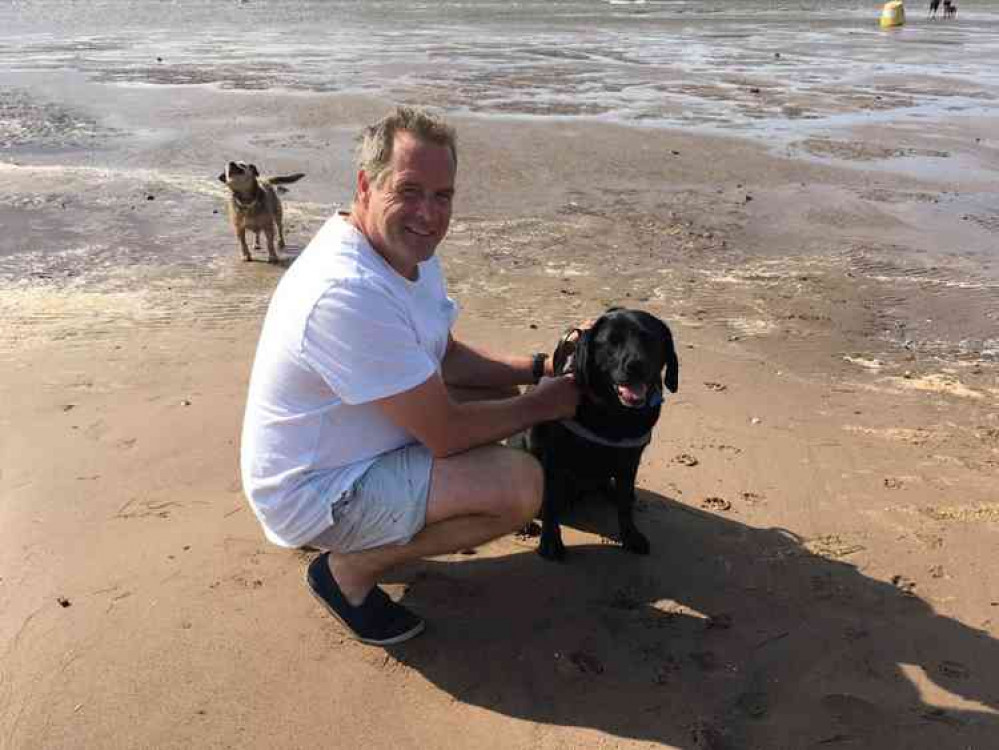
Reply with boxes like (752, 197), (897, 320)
(240, 106), (580, 645)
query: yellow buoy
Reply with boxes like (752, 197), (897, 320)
(879, 0), (906, 28)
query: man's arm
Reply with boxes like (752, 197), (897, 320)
(375, 371), (577, 458)
(441, 335), (553, 388)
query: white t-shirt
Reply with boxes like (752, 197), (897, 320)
(240, 214), (459, 547)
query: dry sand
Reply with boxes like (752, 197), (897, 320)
(2, 82), (998, 749)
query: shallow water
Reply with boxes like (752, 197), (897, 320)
(2, 0), (999, 138)
(1, 1), (996, 365)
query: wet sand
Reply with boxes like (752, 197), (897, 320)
(2, 75), (998, 749)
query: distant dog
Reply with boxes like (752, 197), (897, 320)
(525, 308), (679, 561)
(218, 161), (304, 263)
(943, 0), (956, 18)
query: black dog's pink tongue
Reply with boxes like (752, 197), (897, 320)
(616, 383), (648, 406)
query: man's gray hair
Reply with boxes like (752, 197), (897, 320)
(355, 106), (458, 187)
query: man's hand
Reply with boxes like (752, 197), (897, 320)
(375, 371), (580, 458)
(532, 374), (580, 421)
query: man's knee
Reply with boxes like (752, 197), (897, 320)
(500, 449), (543, 527)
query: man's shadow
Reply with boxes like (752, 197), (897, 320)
(385, 491), (998, 749)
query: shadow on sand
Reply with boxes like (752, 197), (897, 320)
(385, 491), (998, 749)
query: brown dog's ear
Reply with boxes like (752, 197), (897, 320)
(218, 172), (227, 183)
(659, 319), (679, 393)
(249, 164), (260, 177)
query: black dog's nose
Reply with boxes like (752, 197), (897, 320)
(625, 360), (647, 381)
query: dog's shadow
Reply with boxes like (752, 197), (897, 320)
(277, 243), (305, 263)
(244, 244), (304, 269)
(385, 491), (999, 749)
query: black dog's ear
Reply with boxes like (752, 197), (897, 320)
(552, 330), (576, 377)
(658, 319), (680, 393)
(249, 164), (260, 176)
(573, 327), (594, 393)
(218, 172), (227, 183)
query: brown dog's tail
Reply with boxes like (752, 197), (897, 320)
(269, 173), (305, 185)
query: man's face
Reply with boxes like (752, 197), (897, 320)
(357, 131), (456, 279)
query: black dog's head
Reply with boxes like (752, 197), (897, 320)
(570, 308), (679, 409)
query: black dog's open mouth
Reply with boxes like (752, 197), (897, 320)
(615, 382), (649, 408)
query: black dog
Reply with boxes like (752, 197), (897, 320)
(526, 308), (679, 560)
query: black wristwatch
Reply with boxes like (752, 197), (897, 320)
(531, 352), (548, 384)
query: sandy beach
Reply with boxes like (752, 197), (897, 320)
(3, 21), (999, 748)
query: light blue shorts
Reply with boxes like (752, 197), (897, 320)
(306, 443), (433, 554)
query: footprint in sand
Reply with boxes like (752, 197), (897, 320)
(83, 419), (109, 440)
(705, 613), (733, 630)
(652, 656), (681, 685)
(673, 453), (699, 467)
(568, 649), (604, 675)
(735, 690), (768, 718)
(890, 574), (917, 596)
(919, 707), (964, 726)
(693, 442), (742, 455)
(701, 496), (732, 512)
(689, 651), (718, 672)
(938, 660), (971, 679)
(690, 722), (729, 750)
(805, 535), (866, 559)
(821, 693), (880, 724)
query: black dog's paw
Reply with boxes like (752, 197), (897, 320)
(621, 526), (650, 555)
(538, 533), (567, 561)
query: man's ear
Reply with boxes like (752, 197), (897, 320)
(356, 170), (372, 205)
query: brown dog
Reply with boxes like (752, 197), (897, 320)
(218, 161), (305, 263)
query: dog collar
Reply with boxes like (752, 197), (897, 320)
(558, 418), (653, 448)
(233, 186), (262, 209)
(561, 389), (664, 448)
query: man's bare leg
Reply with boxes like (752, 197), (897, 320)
(328, 442), (540, 605)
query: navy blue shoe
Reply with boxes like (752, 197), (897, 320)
(306, 552), (425, 646)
